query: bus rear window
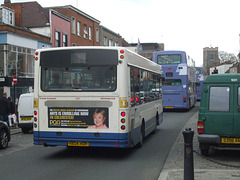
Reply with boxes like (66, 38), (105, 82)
(163, 79), (181, 86)
(41, 66), (117, 92)
(157, 54), (181, 64)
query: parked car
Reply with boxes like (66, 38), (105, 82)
(18, 93), (34, 133)
(198, 74), (240, 156)
(0, 121), (11, 149)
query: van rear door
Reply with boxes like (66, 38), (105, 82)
(204, 85), (234, 135)
(234, 85), (240, 136)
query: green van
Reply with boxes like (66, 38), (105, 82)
(198, 74), (240, 156)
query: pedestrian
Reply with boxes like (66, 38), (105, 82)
(0, 92), (10, 126)
(8, 96), (16, 127)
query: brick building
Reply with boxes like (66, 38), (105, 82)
(100, 26), (122, 46)
(3, 1), (71, 48)
(129, 43), (164, 60)
(51, 5), (100, 46)
(0, 4), (51, 99)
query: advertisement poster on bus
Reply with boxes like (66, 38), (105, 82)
(48, 107), (109, 129)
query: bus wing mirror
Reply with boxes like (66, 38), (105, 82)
(204, 87), (208, 93)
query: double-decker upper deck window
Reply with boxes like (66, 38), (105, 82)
(157, 54), (181, 64)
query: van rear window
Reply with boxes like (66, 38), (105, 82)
(209, 87), (230, 112)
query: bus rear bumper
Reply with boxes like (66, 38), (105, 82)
(33, 131), (131, 148)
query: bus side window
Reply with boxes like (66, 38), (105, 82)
(130, 67), (140, 106)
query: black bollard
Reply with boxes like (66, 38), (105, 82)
(182, 128), (194, 180)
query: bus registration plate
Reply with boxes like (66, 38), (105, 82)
(165, 106), (174, 108)
(221, 138), (240, 144)
(21, 117), (32, 121)
(68, 141), (89, 147)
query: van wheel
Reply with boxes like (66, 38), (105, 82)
(22, 128), (29, 134)
(200, 149), (209, 157)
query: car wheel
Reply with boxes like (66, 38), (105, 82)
(0, 129), (9, 149)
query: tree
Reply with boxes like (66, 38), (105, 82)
(218, 51), (238, 63)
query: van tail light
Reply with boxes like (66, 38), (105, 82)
(198, 120), (204, 134)
(183, 96), (186, 102)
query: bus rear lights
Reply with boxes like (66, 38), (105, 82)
(121, 125), (126, 130)
(35, 52), (39, 56)
(183, 96), (186, 102)
(34, 111), (38, 115)
(34, 123), (37, 128)
(121, 118), (126, 123)
(115, 142), (118, 146)
(40, 140), (43, 144)
(120, 50), (124, 54)
(34, 117), (37, 122)
(120, 55), (124, 59)
(197, 120), (204, 134)
(121, 112), (126, 117)
(35, 57), (38, 61)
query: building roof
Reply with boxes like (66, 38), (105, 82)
(21, 1), (49, 28)
(46, 5), (100, 24)
(2, 1), (49, 28)
(100, 25), (121, 38)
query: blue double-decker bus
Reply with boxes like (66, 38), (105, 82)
(196, 67), (207, 101)
(152, 50), (197, 110)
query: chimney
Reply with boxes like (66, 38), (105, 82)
(4, 0), (11, 4)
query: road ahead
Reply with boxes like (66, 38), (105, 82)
(0, 105), (199, 180)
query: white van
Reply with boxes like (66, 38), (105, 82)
(18, 93), (34, 133)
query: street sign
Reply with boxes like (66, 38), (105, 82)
(13, 75), (17, 84)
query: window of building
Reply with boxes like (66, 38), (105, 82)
(104, 37), (108, 46)
(109, 39), (113, 46)
(5, 45), (34, 77)
(89, 27), (92, 40)
(55, 31), (61, 47)
(84, 25), (88, 39)
(71, 17), (76, 34)
(96, 28), (99, 42)
(63, 34), (68, 47)
(77, 22), (81, 36)
(209, 87), (230, 112)
(115, 41), (119, 46)
(9, 12), (13, 25)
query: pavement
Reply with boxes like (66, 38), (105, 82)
(10, 125), (22, 135)
(158, 110), (240, 180)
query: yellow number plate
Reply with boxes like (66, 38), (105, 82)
(221, 138), (240, 144)
(68, 141), (89, 147)
(21, 117), (32, 121)
(165, 106), (174, 108)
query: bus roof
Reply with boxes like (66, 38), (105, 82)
(153, 50), (186, 55)
(204, 74), (240, 84)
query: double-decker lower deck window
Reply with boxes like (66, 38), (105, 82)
(163, 79), (181, 86)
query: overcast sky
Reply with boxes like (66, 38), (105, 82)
(2, 0), (240, 66)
